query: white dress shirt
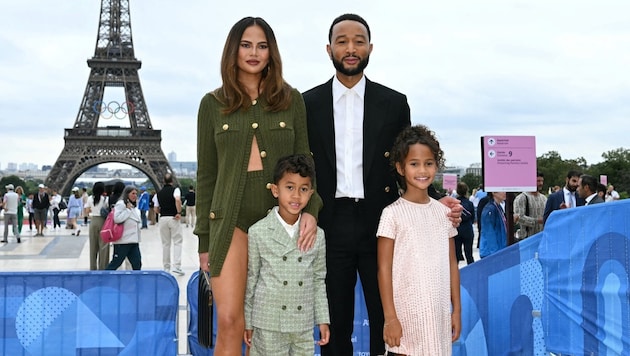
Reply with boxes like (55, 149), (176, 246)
(563, 187), (576, 208)
(332, 75), (366, 199)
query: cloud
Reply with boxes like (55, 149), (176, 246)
(1, 0), (629, 173)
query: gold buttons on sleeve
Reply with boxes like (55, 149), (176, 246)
(384, 151), (390, 158)
(252, 122), (258, 129)
(209, 212), (216, 219)
(260, 150), (267, 158)
(384, 186), (391, 193)
(222, 124), (229, 131)
(279, 121), (286, 128)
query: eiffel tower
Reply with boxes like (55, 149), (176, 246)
(46, 0), (175, 195)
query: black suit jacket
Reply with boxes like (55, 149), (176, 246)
(32, 192), (50, 210)
(543, 188), (585, 224)
(304, 77), (439, 234)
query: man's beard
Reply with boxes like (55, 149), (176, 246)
(331, 55), (370, 76)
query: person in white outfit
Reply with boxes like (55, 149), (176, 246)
(3, 184), (21, 243)
(106, 185), (142, 270)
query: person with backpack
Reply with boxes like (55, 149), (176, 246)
(106, 185), (142, 270)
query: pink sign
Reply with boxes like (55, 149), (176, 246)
(482, 136), (537, 192)
(600, 175), (608, 185)
(442, 173), (458, 191)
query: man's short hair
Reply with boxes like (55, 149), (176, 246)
(328, 13), (371, 43)
(580, 174), (598, 193)
(164, 173), (173, 184)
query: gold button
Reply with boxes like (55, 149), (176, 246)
(266, 183), (272, 189)
(209, 212), (216, 219)
(384, 151), (390, 158)
(260, 150), (267, 158)
(384, 186), (391, 193)
(279, 121), (286, 128)
(252, 123), (258, 129)
(252, 99), (257, 105)
(222, 124), (228, 131)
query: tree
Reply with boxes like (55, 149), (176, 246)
(536, 151), (586, 192)
(589, 148), (630, 197)
(461, 173), (482, 194)
(0, 175), (27, 193)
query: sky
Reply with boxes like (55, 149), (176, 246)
(1, 1), (629, 171)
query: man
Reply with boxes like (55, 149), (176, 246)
(138, 186), (150, 229)
(543, 170), (584, 225)
(605, 184), (620, 202)
(513, 172), (547, 240)
(303, 13), (461, 355)
(32, 184), (50, 236)
(577, 174), (605, 205)
(2, 184), (21, 243)
(184, 185), (196, 228)
(155, 173), (184, 276)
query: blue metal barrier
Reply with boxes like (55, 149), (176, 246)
(0, 271), (179, 355)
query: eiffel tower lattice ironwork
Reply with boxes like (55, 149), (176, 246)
(46, 0), (174, 195)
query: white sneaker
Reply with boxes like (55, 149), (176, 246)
(171, 268), (185, 276)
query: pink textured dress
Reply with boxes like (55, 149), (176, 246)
(377, 197), (457, 355)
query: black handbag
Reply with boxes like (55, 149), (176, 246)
(198, 269), (214, 348)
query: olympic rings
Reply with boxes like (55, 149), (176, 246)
(92, 100), (135, 120)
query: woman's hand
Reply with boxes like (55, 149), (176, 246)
(297, 213), (317, 252)
(199, 252), (209, 272)
(439, 196), (463, 227)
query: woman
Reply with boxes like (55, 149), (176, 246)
(106, 185), (142, 270)
(50, 190), (62, 230)
(194, 17), (322, 354)
(68, 187), (83, 236)
(84, 182), (110, 270)
(15, 186), (26, 235)
(480, 192), (508, 258)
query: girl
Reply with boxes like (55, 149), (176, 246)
(377, 125), (462, 355)
(194, 17), (322, 354)
(106, 185), (142, 270)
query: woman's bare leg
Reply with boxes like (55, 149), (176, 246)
(211, 227), (248, 355)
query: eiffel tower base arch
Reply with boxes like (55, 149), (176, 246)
(45, 129), (174, 196)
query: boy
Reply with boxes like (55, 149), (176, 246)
(244, 154), (330, 355)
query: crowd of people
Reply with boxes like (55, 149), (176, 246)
(455, 169), (621, 262)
